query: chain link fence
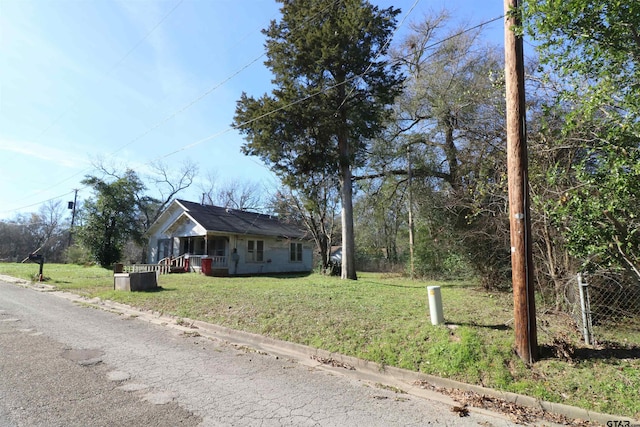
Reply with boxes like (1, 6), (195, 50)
(567, 271), (640, 346)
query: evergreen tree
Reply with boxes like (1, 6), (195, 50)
(233, 0), (403, 279)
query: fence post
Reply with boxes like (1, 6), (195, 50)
(577, 273), (593, 345)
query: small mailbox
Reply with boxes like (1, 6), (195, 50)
(28, 253), (43, 262)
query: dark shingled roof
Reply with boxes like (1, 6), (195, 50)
(176, 200), (308, 239)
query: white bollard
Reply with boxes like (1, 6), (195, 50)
(427, 286), (444, 325)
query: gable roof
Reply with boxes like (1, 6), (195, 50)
(169, 199), (309, 239)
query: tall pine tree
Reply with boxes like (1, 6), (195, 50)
(233, 0), (403, 279)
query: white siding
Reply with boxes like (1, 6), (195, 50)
(234, 237), (312, 275)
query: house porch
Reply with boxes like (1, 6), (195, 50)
(151, 234), (232, 275)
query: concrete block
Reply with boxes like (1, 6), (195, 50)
(113, 271), (158, 292)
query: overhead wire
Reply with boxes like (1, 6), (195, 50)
(124, 0), (344, 162)
(154, 8), (505, 161)
(0, 191), (76, 216)
(2, 1), (338, 216)
(155, 0), (423, 160)
(4, 3), (505, 217)
(25, 0), (186, 162)
(5, 0), (186, 210)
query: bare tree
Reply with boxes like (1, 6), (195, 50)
(270, 174), (340, 274)
(36, 200), (68, 260)
(197, 170), (218, 206)
(88, 158), (197, 263)
(198, 171), (265, 212)
(216, 180), (264, 212)
(91, 158), (198, 229)
(144, 160), (198, 226)
(0, 201), (68, 263)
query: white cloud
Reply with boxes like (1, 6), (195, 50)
(0, 138), (90, 169)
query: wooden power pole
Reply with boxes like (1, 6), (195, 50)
(67, 189), (78, 248)
(504, 0), (538, 364)
(407, 146), (415, 280)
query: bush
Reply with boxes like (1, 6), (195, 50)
(65, 244), (94, 266)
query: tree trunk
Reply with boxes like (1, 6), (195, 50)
(336, 71), (357, 281)
(443, 113), (461, 191)
(340, 162), (357, 280)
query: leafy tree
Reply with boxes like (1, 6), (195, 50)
(525, 1), (640, 282)
(360, 13), (509, 285)
(78, 170), (146, 267)
(233, 0), (404, 279)
(555, 152), (640, 280)
(526, 97), (583, 309)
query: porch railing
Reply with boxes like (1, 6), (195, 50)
(210, 256), (227, 268)
(123, 254), (227, 275)
(187, 255), (203, 270)
(124, 263), (170, 274)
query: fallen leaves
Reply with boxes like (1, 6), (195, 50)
(310, 355), (355, 370)
(414, 380), (599, 426)
(451, 405), (470, 417)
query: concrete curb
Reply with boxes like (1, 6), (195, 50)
(4, 276), (637, 426)
(186, 319), (638, 426)
(80, 295), (638, 426)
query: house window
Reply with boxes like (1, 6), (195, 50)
(247, 240), (264, 262)
(290, 242), (303, 262)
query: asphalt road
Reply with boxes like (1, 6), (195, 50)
(0, 279), (519, 427)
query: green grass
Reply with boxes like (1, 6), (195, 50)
(2, 263), (639, 419)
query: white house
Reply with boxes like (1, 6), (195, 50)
(146, 199), (313, 276)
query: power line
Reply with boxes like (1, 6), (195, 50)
(421, 14), (504, 52)
(7, 0), (186, 208)
(28, 0), (185, 148)
(3, 1), (310, 212)
(154, 10), (504, 162)
(101, 0), (342, 158)
(0, 191), (76, 216)
(4, 7), (504, 216)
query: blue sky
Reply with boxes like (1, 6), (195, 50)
(0, 0), (506, 220)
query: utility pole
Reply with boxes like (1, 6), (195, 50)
(67, 189), (78, 248)
(504, 0), (538, 364)
(406, 146), (415, 279)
